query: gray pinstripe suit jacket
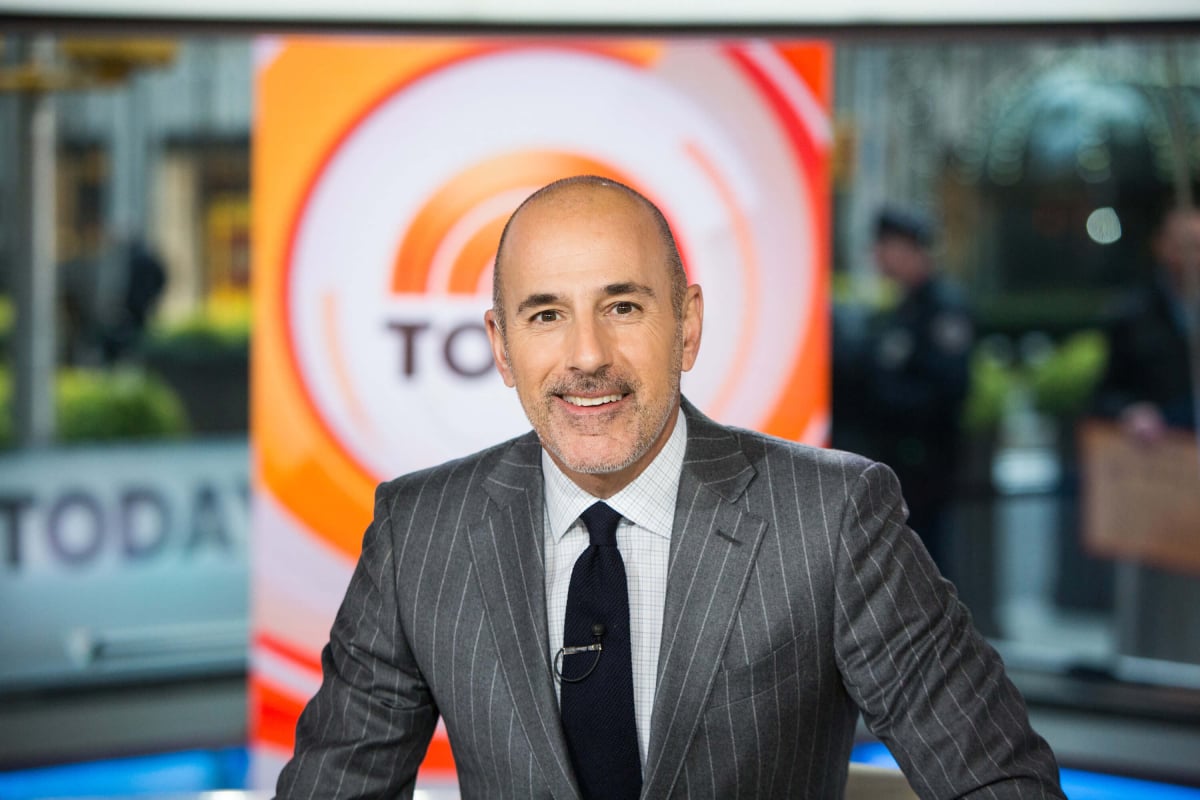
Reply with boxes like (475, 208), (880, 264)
(276, 399), (1064, 799)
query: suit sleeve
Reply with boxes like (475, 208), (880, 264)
(832, 461), (1065, 799)
(1092, 307), (1147, 420)
(275, 483), (439, 799)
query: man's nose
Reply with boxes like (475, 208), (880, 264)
(566, 315), (612, 373)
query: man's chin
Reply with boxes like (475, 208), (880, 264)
(546, 440), (639, 477)
(557, 453), (634, 476)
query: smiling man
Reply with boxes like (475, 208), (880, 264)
(484, 178), (701, 497)
(275, 176), (1065, 800)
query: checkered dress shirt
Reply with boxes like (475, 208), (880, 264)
(542, 410), (686, 767)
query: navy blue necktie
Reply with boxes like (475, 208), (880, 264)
(560, 501), (641, 800)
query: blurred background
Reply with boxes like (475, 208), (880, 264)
(1, 6), (1199, 798)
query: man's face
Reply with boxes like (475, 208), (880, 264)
(484, 188), (703, 497)
(873, 234), (927, 287)
(1155, 209), (1200, 288)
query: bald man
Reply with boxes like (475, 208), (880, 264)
(276, 176), (1063, 800)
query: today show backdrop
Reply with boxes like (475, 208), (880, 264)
(248, 37), (831, 788)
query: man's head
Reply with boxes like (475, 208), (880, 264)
(873, 207), (935, 289)
(484, 175), (703, 498)
(491, 176), (689, 335)
(1151, 206), (1200, 291)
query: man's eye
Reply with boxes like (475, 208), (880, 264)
(535, 310), (559, 323)
(613, 302), (635, 315)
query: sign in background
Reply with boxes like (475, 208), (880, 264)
(0, 441), (248, 692)
(1081, 420), (1200, 575)
(250, 36), (830, 788)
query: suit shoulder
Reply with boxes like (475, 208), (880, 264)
(373, 431), (538, 508)
(727, 424), (877, 475)
(683, 399), (882, 486)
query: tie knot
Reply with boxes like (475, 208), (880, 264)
(580, 501), (622, 547)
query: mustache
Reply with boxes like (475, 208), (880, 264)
(547, 368), (635, 397)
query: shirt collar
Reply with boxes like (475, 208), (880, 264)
(542, 408), (687, 542)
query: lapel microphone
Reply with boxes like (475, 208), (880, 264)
(553, 623), (605, 683)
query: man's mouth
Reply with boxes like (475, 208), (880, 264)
(561, 393), (625, 408)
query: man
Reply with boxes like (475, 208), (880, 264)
(834, 208), (973, 575)
(1094, 205), (1199, 440)
(1087, 204), (1200, 667)
(276, 177), (1062, 799)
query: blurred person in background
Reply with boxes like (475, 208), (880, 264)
(1094, 203), (1200, 440)
(102, 237), (167, 363)
(833, 207), (974, 576)
(59, 231), (167, 365)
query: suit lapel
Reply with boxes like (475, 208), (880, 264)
(466, 434), (580, 800)
(642, 401), (767, 800)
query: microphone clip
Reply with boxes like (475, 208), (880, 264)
(553, 623), (605, 684)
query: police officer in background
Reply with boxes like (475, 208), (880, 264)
(833, 207), (974, 575)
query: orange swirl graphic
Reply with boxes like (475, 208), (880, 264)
(391, 151), (638, 296)
(264, 42), (665, 562)
(253, 36), (831, 785)
(726, 43), (831, 444)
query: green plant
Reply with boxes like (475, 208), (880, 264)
(56, 368), (189, 441)
(962, 348), (1017, 433)
(0, 371), (12, 447)
(144, 295), (251, 360)
(1028, 330), (1108, 418)
(959, 330), (1109, 435)
(0, 297), (13, 335)
(0, 367), (189, 447)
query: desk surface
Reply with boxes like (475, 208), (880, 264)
(2, 743), (1199, 799)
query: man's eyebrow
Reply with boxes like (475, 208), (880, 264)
(603, 282), (655, 298)
(515, 292), (561, 316)
(514, 283), (655, 316)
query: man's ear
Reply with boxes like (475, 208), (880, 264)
(680, 284), (703, 373)
(484, 309), (515, 387)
